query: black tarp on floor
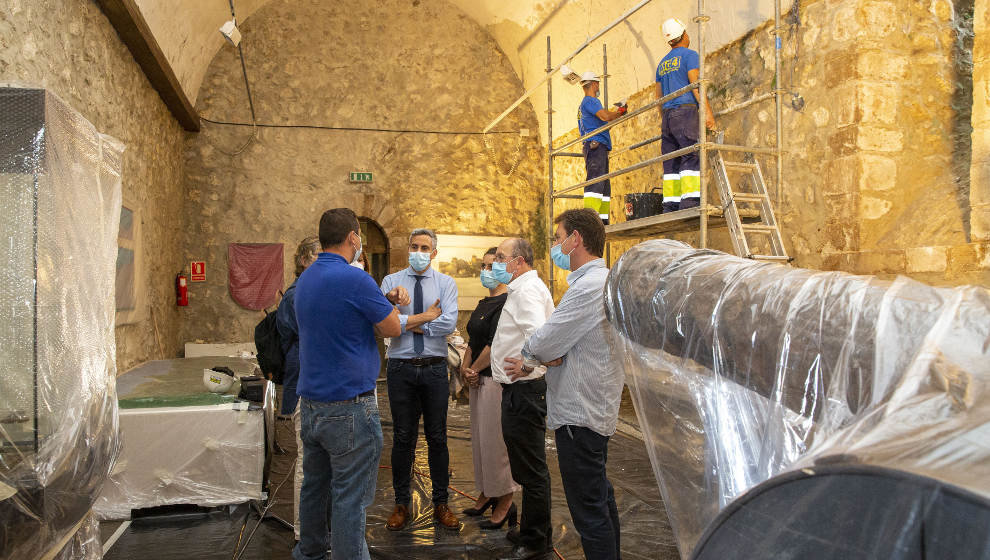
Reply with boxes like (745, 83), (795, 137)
(102, 382), (678, 559)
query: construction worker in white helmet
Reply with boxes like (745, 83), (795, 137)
(656, 18), (716, 213)
(577, 71), (627, 225)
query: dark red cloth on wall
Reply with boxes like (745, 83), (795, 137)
(228, 243), (284, 310)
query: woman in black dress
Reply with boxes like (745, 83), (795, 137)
(461, 247), (519, 528)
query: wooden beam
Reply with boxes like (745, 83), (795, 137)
(96, 0), (201, 131)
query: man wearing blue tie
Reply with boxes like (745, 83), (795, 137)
(380, 228), (461, 531)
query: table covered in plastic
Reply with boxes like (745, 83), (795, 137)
(94, 357), (269, 520)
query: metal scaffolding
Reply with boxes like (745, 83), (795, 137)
(485, 0), (786, 295)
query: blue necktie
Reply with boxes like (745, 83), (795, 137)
(413, 275), (424, 354)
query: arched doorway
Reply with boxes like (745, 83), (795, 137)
(359, 217), (390, 377)
(358, 217), (389, 285)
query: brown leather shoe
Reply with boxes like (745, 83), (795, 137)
(433, 503), (462, 530)
(386, 504), (410, 531)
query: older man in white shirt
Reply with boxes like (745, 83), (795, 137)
(505, 209), (625, 560)
(489, 237), (555, 560)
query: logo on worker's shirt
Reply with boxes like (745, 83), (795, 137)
(658, 56), (681, 76)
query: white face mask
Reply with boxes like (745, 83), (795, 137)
(350, 260), (365, 270)
(351, 232), (363, 264)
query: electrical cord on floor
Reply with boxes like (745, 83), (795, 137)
(232, 455), (298, 560)
(199, 116), (521, 136)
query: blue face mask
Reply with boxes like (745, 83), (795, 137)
(408, 251), (431, 272)
(480, 270), (499, 289)
(550, 233), (576, 270)
(491, 257), (517, 285)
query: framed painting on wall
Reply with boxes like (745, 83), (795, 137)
(434, 234), (507, 311)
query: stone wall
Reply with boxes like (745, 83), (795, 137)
(182, 0), (546, 344)
(973, 0), (990, 241)
(1, 0), (188, 373)
(551, 0), (989, 289)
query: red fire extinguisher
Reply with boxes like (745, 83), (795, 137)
(176, 273), (188, 306)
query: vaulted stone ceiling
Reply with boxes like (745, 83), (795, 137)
(132, 0), (788, 140)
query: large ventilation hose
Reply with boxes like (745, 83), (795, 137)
(603, 239), (990, 557)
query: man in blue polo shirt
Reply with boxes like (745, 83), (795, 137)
(380, 228), (461, 531)
(656, 17), (716, 212)
(293, 208), (401, 560)
(578, 72), (627, 225)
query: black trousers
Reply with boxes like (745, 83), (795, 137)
(501, 379), (552, 550)
(556, 425), (621, 560)
(387, 359), (450, 505)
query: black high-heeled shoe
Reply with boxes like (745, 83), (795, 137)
(462, 497), (497, 516)
(479, 502), (517, 530)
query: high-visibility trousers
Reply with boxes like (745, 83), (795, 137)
(660, 103), (700, 211)
(583, 141), (611, 225)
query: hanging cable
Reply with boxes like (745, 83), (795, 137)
(483, 132), (525, 177)
(785, 0), (805, 111)
(212, 0), (258, 157)
(199, 116), (519, 135)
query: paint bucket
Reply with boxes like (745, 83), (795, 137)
(624, 187), (663, 220)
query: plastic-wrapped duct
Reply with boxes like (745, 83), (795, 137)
(605, 239), (990, 558)
(0, 88), (123, 559)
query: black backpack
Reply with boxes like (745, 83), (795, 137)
(254, 309), (286, 384)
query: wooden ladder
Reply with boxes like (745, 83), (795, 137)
(710, 131), (790, 262)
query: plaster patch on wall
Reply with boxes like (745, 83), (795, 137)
(856, 126), (903, 152)
(861, 195), (893, 220)
(812, 107), (829, 127)
(860, 155), (897, 192)
(906, 245), (949, 273)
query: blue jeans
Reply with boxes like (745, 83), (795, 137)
(293, 395), (383, 560)
(555, 425), (621, 560)
(386, 359), (450, 505)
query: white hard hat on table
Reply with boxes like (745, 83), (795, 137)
(662, 18), (686, 42)
(579, 71), (601, 84)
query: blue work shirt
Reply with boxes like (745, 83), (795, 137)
(275, 280), (301, 414)
(656, 47), (700, 109)
(578, 96), (612, 150)
(295, 252), (394, 402)
(380, 266), (458, 359)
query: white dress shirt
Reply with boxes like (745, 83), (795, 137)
(490, 270), (555, 385)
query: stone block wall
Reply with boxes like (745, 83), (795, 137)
(973, 0), (990, 240)
(550, 0), (989, 289)
(1, 0), (188, 373)
(181, 0), (546, 343)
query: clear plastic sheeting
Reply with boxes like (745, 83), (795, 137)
(604, 239), (990, 557)
(0, 88), (123, 559)
(94, 358), (269, 520)
(51, 513), (102, 560)
(102, 386), (678, 559)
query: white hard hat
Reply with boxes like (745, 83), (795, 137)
(579, 71), (601, 84)
(662, 18), (686, 42)
(203, 368), (235, 393)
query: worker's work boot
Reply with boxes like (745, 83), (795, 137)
(386, 504), (410, 531)
(433, 503), (462, 530)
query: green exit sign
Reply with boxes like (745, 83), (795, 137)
(349, 172), (373, 183)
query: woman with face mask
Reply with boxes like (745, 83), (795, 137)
(459, 247), (520, 528)
(276, 235), (322, 542)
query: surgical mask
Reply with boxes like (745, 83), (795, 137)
(480, 269), (499, 289)
(491, 257), (517, 285)
(352, 235), (363, 264)
(408, 251), (431, 272)
(550, 233), (576, 270)
(350, 260), (365, 270)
